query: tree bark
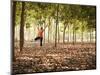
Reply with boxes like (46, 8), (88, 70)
(67, 25), (69, 43)
(90, 29), (92, 43)
(55, 4), (59, 47)
(86, 32), (88, 42)
(63, 25), (66, 44)
(92, 28), (94, 43)
(81, 31), (84, 44)
(12, 1), (16, 61)
(20, 2), (25, 51)
(48, 26), (50, 43)
(48, 17), (50, 43)
(70, 28), (72, 43)
(58, 21), (60, 43)
(74, 30), (76, 43)
(81, 27), (84, 44)
(43, 22), (45, 44)
(94, 29), (96, 43)
(73, 24), (75, 45)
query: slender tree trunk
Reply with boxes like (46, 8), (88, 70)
(67, 25), (69, 43)
(70, 28), (72, 43)
(48, 18), (50, 43)
(55, 4), (59, 47)
(90, 28), (94, 43)
(12, 1), (16, 61)
(81, 27), (84, 44)
(82, 31), (83, 44)
(92, 28), (94, 43)
(73, 24), (75, 45)
(15, 26), (17, 41)
(86, 32), (88, 42)
(90, 30), (92, 43)
(43, 21), (46, 44)
(63, 25), (66, 44)
(44, 27), (45, 44)
(94, 29), (96, 43)
(49, 22), (51, 42)
(20, 2), (25, 51)
(48, 26), (49, 43)
(74, 29), (76, 43)
(58, 21), (60, 43)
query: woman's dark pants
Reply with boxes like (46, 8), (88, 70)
(34, 37), (43, 46)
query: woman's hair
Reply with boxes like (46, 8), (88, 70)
(40, 27), (43, 30)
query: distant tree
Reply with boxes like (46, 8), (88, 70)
(20, 2), (25, 51)
(80, 6), (96, 43)
(55, 4), (59, 47)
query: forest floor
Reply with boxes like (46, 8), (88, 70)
(13, 42), (96, 74)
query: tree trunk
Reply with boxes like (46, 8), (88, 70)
(43, 21), (46, 44)
(15, 26), (17, 41)
(48, 18), (50, 43)
(81, 31), (83, 44)
(81, 27), (84, 44)
(90, 28), (94, 43)
(70, 28), (72, 43)
(94, 29), (96, 43)
(48, 26), (49, 43)
(55, 4), (59, 47)
(90, 29), (92, 43)
(67, 25), (69, 43)
(63, 25), (66, 44)
(73, 24), (75, 45)
(58, 21), (60, 43)
(92, 28), (94, 43)
(12, 1), (16, 61)
(20, 2), (25, 51)
(74, 30), (76, 43)
(86, 32), (88, 42)
(81, 22), (84, 44)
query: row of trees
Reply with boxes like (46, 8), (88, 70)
(12, 1), (96, 60)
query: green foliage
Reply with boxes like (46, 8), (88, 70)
(26, 23), (31, 29)
(15, 2), (96, 33)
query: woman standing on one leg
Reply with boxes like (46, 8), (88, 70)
(34, 26), (47, 46)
